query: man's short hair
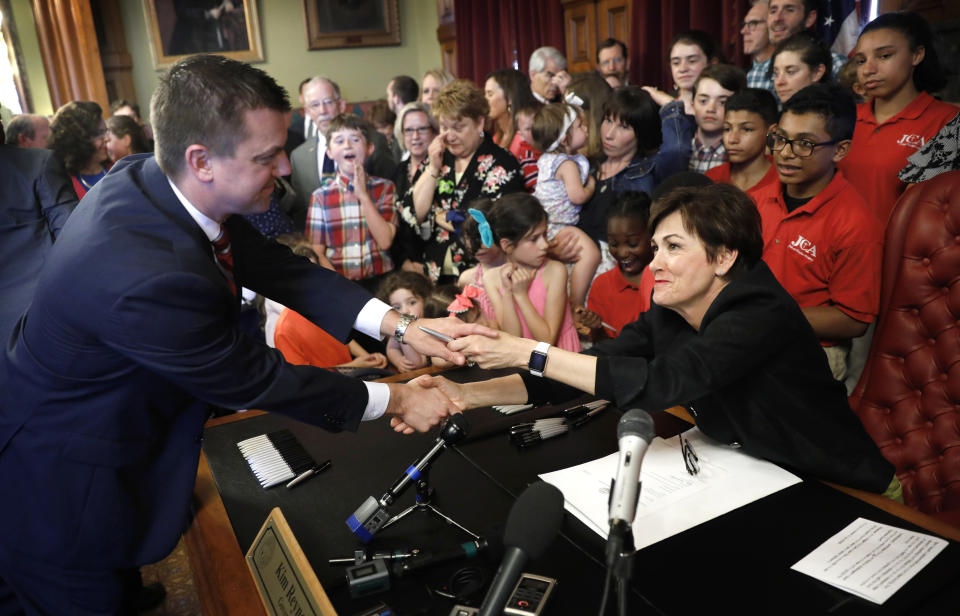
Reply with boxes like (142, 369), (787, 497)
(724, 88), (780, 126)
(694, 64), (747, 95)
(110, 99), (140, 119)
(5, 114), (36, 145)
(390, 75), (420, 105)
(323, 113), (372, 144)
(367, 100), (396, 128)
(780, 83), (856, 142)
(298, 78), (311, 95)
(529, 47), (567, 73)
(305, 76), (343, 100)
(596, 38), (628, 63)
(650, 183), (763, 279)
(151, 54), (290, 178)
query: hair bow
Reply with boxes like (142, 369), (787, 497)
(467, 208), (494, 247)
(447, 284), (482, 314)
(564, 92), (585, 107)
(547, 104), (580, 153)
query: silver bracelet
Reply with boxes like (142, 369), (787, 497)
(394, 313), (417, 344)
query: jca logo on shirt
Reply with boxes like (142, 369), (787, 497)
(896, 133), (925, 150)
(789, 235), (817, 262)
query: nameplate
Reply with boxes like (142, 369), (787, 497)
(245, 507), (337, 616)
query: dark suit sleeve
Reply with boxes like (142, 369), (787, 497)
(102, 269), (369, 430)
(36, 152), (78, 238)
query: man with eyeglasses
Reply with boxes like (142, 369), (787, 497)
(743, 2), (775, 91)
(290, 76), (396, 230)
(596, 38), (629, 87)
(752, 84), (880, 382)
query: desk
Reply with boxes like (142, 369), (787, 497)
(187, 366), (960, 615)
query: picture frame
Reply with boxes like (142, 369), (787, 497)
(301, 0), (401, 50)
(142, 0), (264, 69)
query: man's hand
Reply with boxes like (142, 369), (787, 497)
(389, 375), (469, 434)
(398, 316), (499, 366)
(548, 227), (582, 263)
(384, 380), (460, 434)
(448, 331), (535, 370)
(552, 70), (572, 94)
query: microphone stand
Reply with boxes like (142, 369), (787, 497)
(380, 467), (479, 541)
(599, 521), (636, 616)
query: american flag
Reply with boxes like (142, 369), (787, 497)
(817, 0), (867, 56)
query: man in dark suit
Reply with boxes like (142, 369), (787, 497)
(0, 55), (479, 614)
(289, 76), (397, 230)
(0, 121), (77, 342)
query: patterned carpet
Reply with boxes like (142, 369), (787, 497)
(140, 538), (202, 615)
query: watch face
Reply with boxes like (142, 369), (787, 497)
(529, 351), (547, 372)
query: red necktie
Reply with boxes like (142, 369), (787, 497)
(212, 228), (237, 296)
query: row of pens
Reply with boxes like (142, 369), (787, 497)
(494, 399), (610, 449)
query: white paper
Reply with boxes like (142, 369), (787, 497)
(539, 427), (801, 550)
(791, 517), (948, 604)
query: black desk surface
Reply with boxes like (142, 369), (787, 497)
(202, 366), (960, 615)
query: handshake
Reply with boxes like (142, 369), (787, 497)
(379, 315), (533, 434)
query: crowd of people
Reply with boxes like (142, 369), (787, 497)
(1, 2), (959, 612)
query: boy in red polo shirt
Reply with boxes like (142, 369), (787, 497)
(706, 88), (779, 199)
(753, 84), (881, 381)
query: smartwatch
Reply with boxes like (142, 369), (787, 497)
(394, 313), (417, 344)
(528, 342), (550, 377)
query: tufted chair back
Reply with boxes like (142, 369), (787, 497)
(850, 170), (960, 527)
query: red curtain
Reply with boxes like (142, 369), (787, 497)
(629, 0), (750, 90)
(454, 0), (565, 86)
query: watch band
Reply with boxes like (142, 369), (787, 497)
(394, 313), (417, 344)
(528, 341), (551, 377)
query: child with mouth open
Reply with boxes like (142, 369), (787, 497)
(306, 114), (397, 286)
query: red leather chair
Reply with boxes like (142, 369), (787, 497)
(850, 170), (960, 528)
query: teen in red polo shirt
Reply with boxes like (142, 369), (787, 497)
(705, 88), (780, 199)
(838, 12), (958, 228)
(755, 84), (881, 380)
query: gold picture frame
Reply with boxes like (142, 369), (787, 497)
(142, 0), (264, 69)
(301, 0), (400, 50)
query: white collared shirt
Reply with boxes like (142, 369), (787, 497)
(166, 177), (391, 420)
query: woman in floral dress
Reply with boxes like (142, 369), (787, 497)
(405, 80), (525, 282)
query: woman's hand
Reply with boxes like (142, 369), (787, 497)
(448, 332), (535, 370)
(427, 135), (445, 175)
(510, 266), (536, 297)
(398, 315), (499, 366)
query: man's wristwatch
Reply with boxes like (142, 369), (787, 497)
(528, 341), (550, 377)
(394, 313), (417, 344)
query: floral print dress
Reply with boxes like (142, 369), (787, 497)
(399, 135), (525, 281)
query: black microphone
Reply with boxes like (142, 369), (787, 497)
(391, 537), (494, 578)
(346, 414), (469, 542)
(606, 409), (655, 567)
(478, 482), (564, 616)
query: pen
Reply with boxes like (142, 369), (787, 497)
(286, 459), (332, 489)
(601, 322), (617, 333)
(418, 325), (454, 342)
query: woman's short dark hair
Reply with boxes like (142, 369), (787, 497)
(767, 32), (832, 82)
(376, 270), (434, 305)
(106, 115), (150, 155)
(670, 30), (719, 62)
(488, 193), (547, 247)
(649, 183), (763, 279)
(151, 54), (290, 178)
(860, 11), (946, 93)
(601, 86), (661, 155)
(48, 101), (103, 176)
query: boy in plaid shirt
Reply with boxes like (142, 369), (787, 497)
(307, 114), (396, 282)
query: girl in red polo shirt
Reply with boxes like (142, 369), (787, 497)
(839, 11), (958, 228)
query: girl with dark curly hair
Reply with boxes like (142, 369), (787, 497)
(47, 101), (109, 198)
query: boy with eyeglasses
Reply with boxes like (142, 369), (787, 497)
(752, 83), (881, 381)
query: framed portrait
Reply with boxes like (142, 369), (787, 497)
(302, 0), (401, 50)
(142, 0), (264, 69)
